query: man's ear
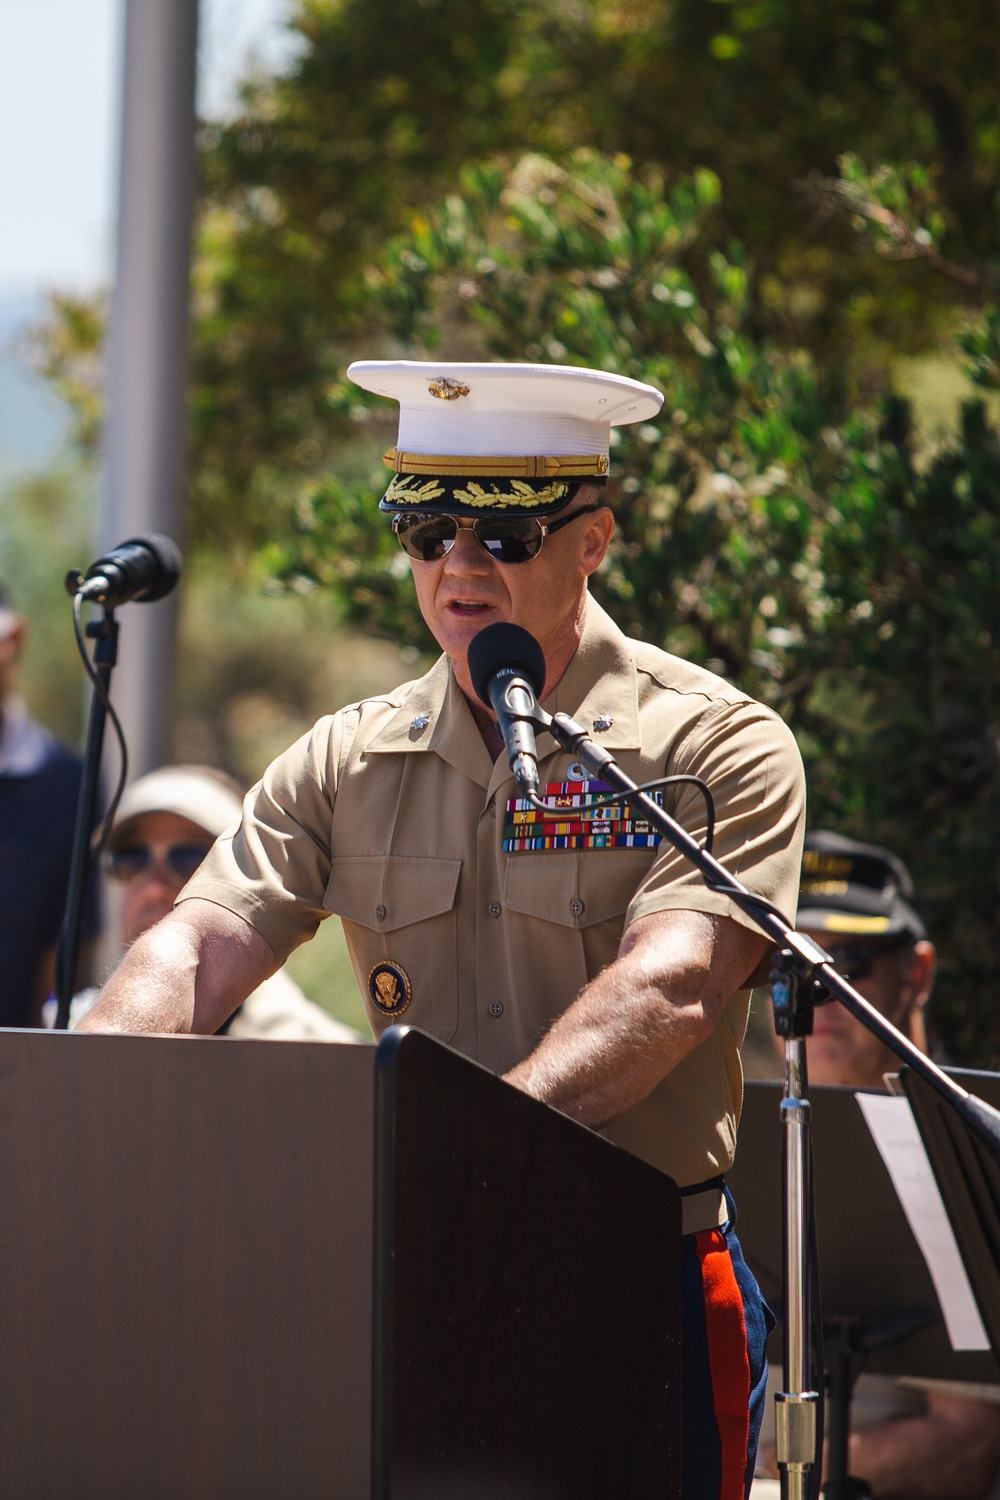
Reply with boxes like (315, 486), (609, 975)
(907, 940), (936, 1012)
(580, 506), (615, 578)
(0, 620), (26, 673)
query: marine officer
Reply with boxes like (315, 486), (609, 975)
(79, 361), (806, 1497)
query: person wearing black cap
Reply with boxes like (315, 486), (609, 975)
(795, 831), (936, 1090)
(755, 833), (1000, 1499)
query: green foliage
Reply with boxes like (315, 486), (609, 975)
(34, 0), (1000, 553)
(173, 0), (996, 545)
(260, 475), (435, 649)
(26, 295), (107, 457)
(798, 399), (1000, 1060)
(0, 466), (97, 747)
(959, 306), (1000, 391)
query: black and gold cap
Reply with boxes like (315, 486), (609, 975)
(797, 830), (925, 941)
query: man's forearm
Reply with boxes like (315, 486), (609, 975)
(503, 909), (767, 1129)
(76, 919), (201, 1034)
(504, 963), (712, 1128)
(76, 901), (277, 1036)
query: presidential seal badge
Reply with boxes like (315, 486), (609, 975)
(368, 960), (412, 1017)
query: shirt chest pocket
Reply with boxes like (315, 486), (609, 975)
(323, 855), (461, 1042)
(502, 849), (657, 1040)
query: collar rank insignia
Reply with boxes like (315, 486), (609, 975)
(368, 960), (412, 1016)
(502, 780), (664, 853)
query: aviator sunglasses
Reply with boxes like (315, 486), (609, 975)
(102, 842), (211, 887)
(392, 504), (600, 565)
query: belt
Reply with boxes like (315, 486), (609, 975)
(681, 1185), (728, 1237)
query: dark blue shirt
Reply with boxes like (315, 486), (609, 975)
(0, 726), (95, 1027)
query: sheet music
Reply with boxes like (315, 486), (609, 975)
(857, 1092), (989, 1352)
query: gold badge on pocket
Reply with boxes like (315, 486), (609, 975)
(368, 961), (412, 1016)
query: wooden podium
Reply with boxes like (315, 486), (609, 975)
(0, 1025), (680, 1498)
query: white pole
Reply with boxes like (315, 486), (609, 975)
(100, 0), (199, 776)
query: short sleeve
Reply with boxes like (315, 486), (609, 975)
(626, 699), (805, 934)
(176, 713), (351, 964)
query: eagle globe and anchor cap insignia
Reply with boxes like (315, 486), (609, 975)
(368, 960), (412, 1017)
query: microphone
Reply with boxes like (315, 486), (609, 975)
(68, 534), (182, 607)
(468, 623), (548, 798)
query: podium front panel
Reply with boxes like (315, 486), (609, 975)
(0, 1030), (375, 1498)
(374, 1028), (682, 1499)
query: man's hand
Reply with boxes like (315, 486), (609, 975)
(846, 1391), (1000, 1500)
(757, 1390), (1000, 1499)
(75, 899), (277, 1036)
(503, 907), (768, 1128)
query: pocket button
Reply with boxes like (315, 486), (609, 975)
(568, 897), (585, 918)
(375, 903), (387, 922)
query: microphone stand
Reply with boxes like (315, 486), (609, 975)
(53, 597), (121, 1031)
(526, 703), (1000, 1500)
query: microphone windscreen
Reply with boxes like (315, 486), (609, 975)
(468, 623), (547, 706)
(120, 534), (183, 601)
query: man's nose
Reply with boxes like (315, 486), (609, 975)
(441, 528), (493, 575)
(140, 864), (180, 897)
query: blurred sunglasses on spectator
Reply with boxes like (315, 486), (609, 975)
(102, 843), (211, 887)
(823, 938), (912, 983)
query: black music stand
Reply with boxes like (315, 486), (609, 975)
(901, 1067), (1000, 1361)
(729, 1079), (1000, 1498)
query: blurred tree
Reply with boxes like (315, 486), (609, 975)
(37, 0), (1000, 549)
(0, 466), (96, 746)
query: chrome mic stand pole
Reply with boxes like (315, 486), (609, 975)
(771, 957), (820, 1500)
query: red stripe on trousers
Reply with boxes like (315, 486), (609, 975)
(695, 1227), (751, 1499)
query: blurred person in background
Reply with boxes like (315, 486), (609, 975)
(756, 831), (1000, 1499)
(0, 578), (97, 1025)
(59, 764), (360, 1042)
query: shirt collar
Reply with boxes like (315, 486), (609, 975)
(542, 595), (641, 753)
(367, 652), (495, 788)
(0, 695), (55, 777)
(366, 593), (641, 789)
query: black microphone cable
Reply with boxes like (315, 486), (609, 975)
(71, 591), (128, 856)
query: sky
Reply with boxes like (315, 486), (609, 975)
(0, 0), (299, 300)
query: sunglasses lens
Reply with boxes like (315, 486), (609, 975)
(394, 514), (457, 561)
(167, 845), (211, 882)
(474, 518), (543, 563)
(104, 843), (210, 885)
(829, 946), (878, 982)
(106, 846), (150, 884)
(393, 512), (544, 564)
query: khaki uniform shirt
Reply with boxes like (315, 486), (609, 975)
(181, 597), (805, 1186)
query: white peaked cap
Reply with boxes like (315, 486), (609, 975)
(110, 766), (244, 842)
(348, 360), (663, 460)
